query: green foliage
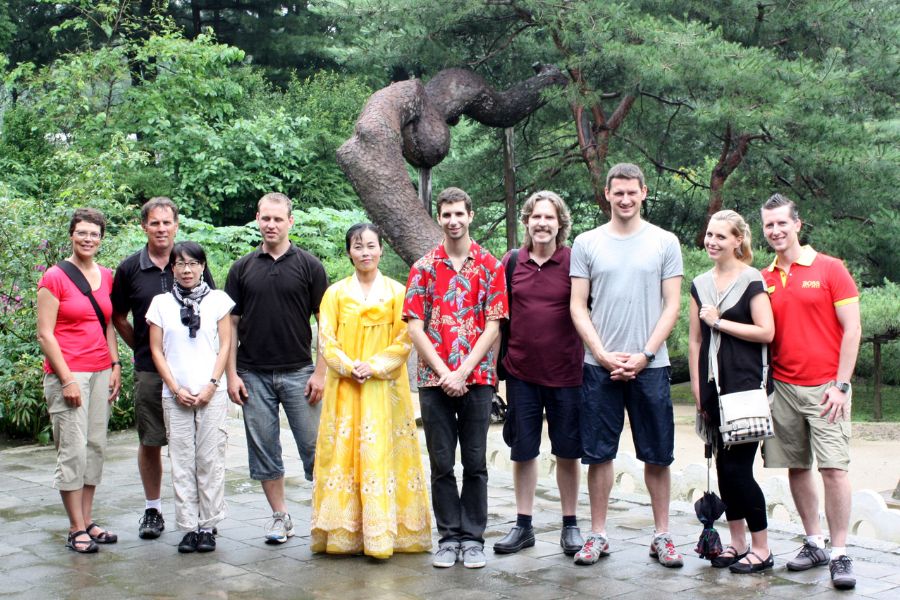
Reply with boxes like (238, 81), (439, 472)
(857, 281), (900, 386)
(861, 281), (900, 342)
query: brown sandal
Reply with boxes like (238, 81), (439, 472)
(86, 522), (118, 544)
(66, 530), (99, 553)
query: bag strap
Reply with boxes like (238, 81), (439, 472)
(505, 248), (519, 315)
(56, 261), (107, 333)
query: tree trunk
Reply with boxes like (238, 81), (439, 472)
(873, 340), (883, 421)
(695, 125), (769, 246)
(337, 66), (566, 264)
(503, 127), (518, 251)
(191, 0), (202, 38)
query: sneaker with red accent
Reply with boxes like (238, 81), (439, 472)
(573, 533), (610, 565)
(649, 533), (684, 568)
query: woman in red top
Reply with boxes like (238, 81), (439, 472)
(37, 208), (122, 553)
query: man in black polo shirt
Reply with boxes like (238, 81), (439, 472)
(225, 192), (328, 544)
(112, 196), (215, 540)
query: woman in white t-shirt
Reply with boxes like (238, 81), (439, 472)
(147, 241), (234, 554)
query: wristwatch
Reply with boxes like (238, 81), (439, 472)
(835, 381), (851, 393)
(209, 377), (219, 386)
(642, 350), (655, 363)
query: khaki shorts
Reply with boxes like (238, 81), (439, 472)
(44, 371), (111, 490)
(134, 371), (167, 446)
(763, 379), (851, 471)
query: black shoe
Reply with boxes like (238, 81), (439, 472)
(710, 545), (748, 568)
(196, 531), (216, 553)
(729, 551), (774, 574)
(139, 508), (165, 539)
(560, 525), (584, 556)
(178, 531), (199, 553)
(493, 526), (535, 554)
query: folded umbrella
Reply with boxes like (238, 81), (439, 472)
(694, 442), (727, 559)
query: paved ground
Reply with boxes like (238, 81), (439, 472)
(1, 415), (899, 600)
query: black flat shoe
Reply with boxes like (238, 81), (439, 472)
(560, 525), (584, 555)
(710, 545), (747, 568)
(178, 531), (200, 553)
(729, 551), (774, 574)
(493, 526), (535, 554)
(196, 531), (216, 552)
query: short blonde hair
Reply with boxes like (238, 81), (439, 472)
(258, 192), (293, 214)
(709, 210), (753, 264)
(520, 191), (572, 248)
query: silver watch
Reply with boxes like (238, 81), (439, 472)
(835, 381), (851, 394)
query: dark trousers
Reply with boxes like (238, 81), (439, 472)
(419, 385), (492, 545)
(716, 438), (768, 532)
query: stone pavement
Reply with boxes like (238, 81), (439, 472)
(1, 416), (899, 600)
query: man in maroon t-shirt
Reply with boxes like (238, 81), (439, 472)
(492, 191), (585, 556)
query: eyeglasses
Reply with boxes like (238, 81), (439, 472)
(73, 230), (102, 240)
(174, 260), (202, 269)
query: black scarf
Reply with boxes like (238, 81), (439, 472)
(171, 280), (211, 338)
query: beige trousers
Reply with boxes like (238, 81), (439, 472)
(44, 370), (111, 491)
(163, 389), (228, 531)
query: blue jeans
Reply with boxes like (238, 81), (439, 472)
(239, 365), (320, 481)
(418, 385), (492, 545)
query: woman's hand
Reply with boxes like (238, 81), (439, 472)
(698, 304), (721, 328)
(174, 386), (198, 407)
(351, 360), (374, 384)
(62, 380), (82, 408)
(194, 383), (217, 407)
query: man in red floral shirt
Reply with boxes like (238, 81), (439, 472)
(404, 187), (508, 570)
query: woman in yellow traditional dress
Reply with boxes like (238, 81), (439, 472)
(311, 223), (432, 558)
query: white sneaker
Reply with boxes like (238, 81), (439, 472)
(574, 533), (609, 565)
(264, 511), (294, 544)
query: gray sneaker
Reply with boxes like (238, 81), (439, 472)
(264, 511), (295, 544)
(433, 542), (460, 568)
(786, 542), (830, 571)
(649, 532), (684, 568)
(461, 541), (486, 569)
(830, 555), (856, 590)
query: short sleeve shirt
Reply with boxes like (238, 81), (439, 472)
(225, 244), (329, 371)
(146, 290), (235, 397)
(761, 246), (859, 386)
(501, 246), (583, 387)
(570, 222), (683, 367)
(38, 264), (114, 374)
(403, 240), (508, 387)
(111, 246), (216, 372)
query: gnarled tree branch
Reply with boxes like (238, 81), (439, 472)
(337, 65), (567, 264)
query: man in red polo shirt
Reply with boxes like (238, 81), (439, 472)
(760, 194), (861, 590)
(404, 187), (508, 570)
(492, 191), (585, 556)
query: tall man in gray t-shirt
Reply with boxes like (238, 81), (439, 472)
(569, 163), (684, 568)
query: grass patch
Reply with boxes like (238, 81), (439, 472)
(670, 381), (900, 422)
